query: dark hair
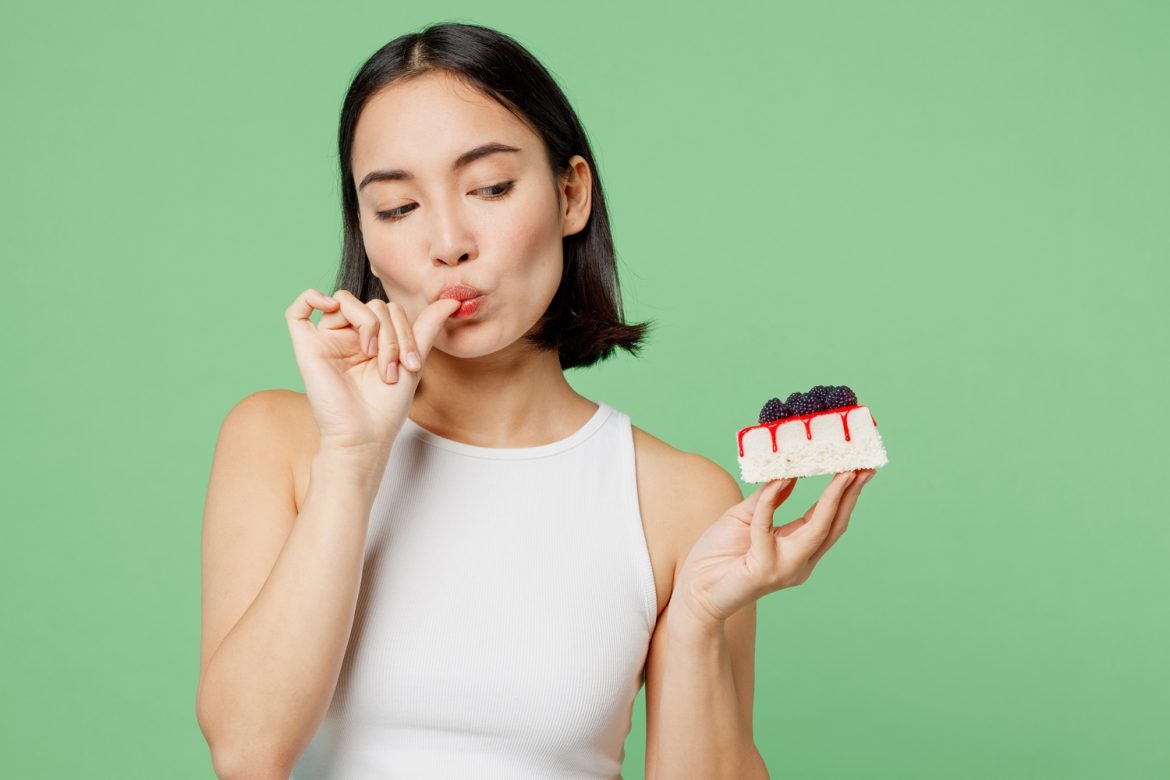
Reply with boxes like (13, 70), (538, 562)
(333, 21), (653, 371)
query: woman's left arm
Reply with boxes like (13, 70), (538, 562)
(652, 467), (876, 780)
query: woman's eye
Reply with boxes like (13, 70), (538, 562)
(476, 180), (515, 198)
(374, 180), (515, 223)
(375, 204), (415, 222)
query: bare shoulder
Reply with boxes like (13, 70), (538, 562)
(224, 387), (306, 420)
(630, 424), (745, 593)
(217, 389), (318, 506)
(257, 388), (318, 451)
(245, 389), (318, 511)
(630, 424), (744, 516)
(212, 389), (295, 458)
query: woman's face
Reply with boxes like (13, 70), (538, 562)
(351, 70), (591, 359)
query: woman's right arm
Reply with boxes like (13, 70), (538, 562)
(195, 390), (389, 780)
(196, 288), (459, 779)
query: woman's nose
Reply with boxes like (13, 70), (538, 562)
(429, 212), (477, 267)
(432, 246), (474, 267)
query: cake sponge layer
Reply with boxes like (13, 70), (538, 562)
(737, 405), (888, 482)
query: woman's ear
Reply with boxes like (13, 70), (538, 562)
(559, 155), (592, 238)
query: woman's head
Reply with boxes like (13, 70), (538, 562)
(336, 22), (651, 371)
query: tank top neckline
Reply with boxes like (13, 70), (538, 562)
(400, 400), (614, 460)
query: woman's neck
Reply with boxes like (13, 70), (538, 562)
(409, 344), (595, 448)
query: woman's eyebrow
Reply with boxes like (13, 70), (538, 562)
(358, 142), (521, 191)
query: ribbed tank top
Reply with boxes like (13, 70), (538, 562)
(292, 399), (659, 779)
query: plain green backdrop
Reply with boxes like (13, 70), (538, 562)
(2, 1), (1167, 778)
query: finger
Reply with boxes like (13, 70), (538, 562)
(775, 501), (816, 538)
(749, 479), (792, 562)
(324, 289), (380, 358)
(810, 469), (875, 565)
(285, 288), (339, 323)
(316, 288), (358, 329)
(410, 297), (463, 360)
(741, 476), (797, 517)
(285, 288), (340, 342)
(790, 471), (856, 556)
(772, 478), (798, 510)
(367, 300), (399, 383)
(388, 302), (420, 372)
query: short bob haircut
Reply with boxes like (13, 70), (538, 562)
(333, 21), (653, 371)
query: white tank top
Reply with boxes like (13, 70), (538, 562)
(292, 399), (659, 779)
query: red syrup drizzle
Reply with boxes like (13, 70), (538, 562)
(736, 404), (878, 458)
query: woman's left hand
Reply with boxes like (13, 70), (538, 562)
(673, 468), (876, 628)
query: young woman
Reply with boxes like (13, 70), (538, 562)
(196, 22), (875, 780)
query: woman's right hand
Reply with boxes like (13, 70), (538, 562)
(284, 287), (463, 456)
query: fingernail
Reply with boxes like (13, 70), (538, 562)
(368, 336), (378, 357)
(385, 360), (397, 382)
(404, 351), (421, 370)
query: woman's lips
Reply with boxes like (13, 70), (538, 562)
(438, 284), (486, 319)
(438, 283), (484, 301)
(447, 294), (484, 319)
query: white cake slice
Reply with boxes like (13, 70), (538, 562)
(736, 404), (888, 482)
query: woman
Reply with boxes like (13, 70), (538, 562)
(196, 22), (875, 780)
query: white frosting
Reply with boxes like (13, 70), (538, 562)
(736, 405), (888, 482)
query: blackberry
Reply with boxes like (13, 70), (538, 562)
(788, 393), (819, 416)
(758, 397), (787, 424)
(825, 385), (858, 409)
(821, 387), (846, 409)
(807, 385), (832, 411)
(786, 391), (803, 406)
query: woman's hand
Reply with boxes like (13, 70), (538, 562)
(284, 287), (462, 455)
(673, 469), (876, 628)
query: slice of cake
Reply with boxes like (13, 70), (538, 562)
(736, 384), (888, 482)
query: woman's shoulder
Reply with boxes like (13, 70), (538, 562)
(227, 389), (318, 510)
(261, 388), (315, 431)
(630, 422), (737, 485)
(628, 421), (744, 606)
(228, 388), (316, 441)
(629, 422), (743, 522)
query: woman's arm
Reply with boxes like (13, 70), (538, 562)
(645, 458), (767, 779)
(655, 604), (768, 779)
(195, 391), (388, 779)
(652, 461), (873, 778)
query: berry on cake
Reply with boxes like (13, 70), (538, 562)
(736, 384), (888, 482)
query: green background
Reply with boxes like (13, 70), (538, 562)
(3, 1), (1167, 777)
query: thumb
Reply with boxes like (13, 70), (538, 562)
(411, 297), (462, 361)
